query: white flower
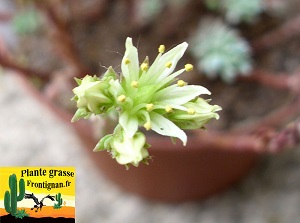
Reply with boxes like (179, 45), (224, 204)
(112, 130), (149, 167)
(115, 37), (215, 146)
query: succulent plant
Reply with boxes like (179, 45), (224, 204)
(135, 0), (191, 25)
(136, 0), (165, 24)
(205, 0), (264, 24)
(12, 9), (41, 34)
(189, 19), (252, 83)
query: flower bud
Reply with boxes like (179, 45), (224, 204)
(169, 98), (221, 130)
(72, 75), (112, 116)
(111, 130), (149, 167)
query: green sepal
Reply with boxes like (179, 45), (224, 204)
(71, 108), (91, 123)
(102, 66), (117, 81)
(71, 95), (78, 101)
(93, 134), (113, 152)
(74, 77), (82, 85)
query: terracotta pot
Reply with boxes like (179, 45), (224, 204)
(17, 73), (258, 202)
(76, 124), (257, 202)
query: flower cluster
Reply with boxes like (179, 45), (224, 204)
(190, 19), (252, 83)
(72, 37), (221, 167)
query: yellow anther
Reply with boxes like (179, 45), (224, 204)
(185, 63), (193, 72)
(187, 108), (195, 115)
(143, 122), (152, 131)
(177, 80), (187, 87)
(141, 62), (148, 71)
(124, 58), (130, 64)
(117, 95), (126, 102)
(158, 45), (165, 53)
(131, 81), (139, 88)
(165, 61), (172, 68)
(146, 103), (154, 111)
(165, 105), (173, 113)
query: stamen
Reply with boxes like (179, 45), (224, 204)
(124, 58), (130, 64)
(141, 62), (148, 71)
(117, 95), (126, 102)
(165, 105), (173, 113)
(187, 108), (195, 115)
(131, 81), (139, 88)
(177, 80), (186, 87)
(185, 64), (193, 72)
(143, 121), (152, 131)
(146, 103), (154, 111)
(158, 45), (165, 53)
(165, 61), (172, 68)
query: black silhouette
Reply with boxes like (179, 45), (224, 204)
(24, 193), (55, 212)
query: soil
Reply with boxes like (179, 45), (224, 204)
(15, 0), (297, 132)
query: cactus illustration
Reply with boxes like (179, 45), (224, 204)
(53, 193), (63, 209)
(4, 174), (25, 216)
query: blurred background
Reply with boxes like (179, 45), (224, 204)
(1, 0), (300, 222)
